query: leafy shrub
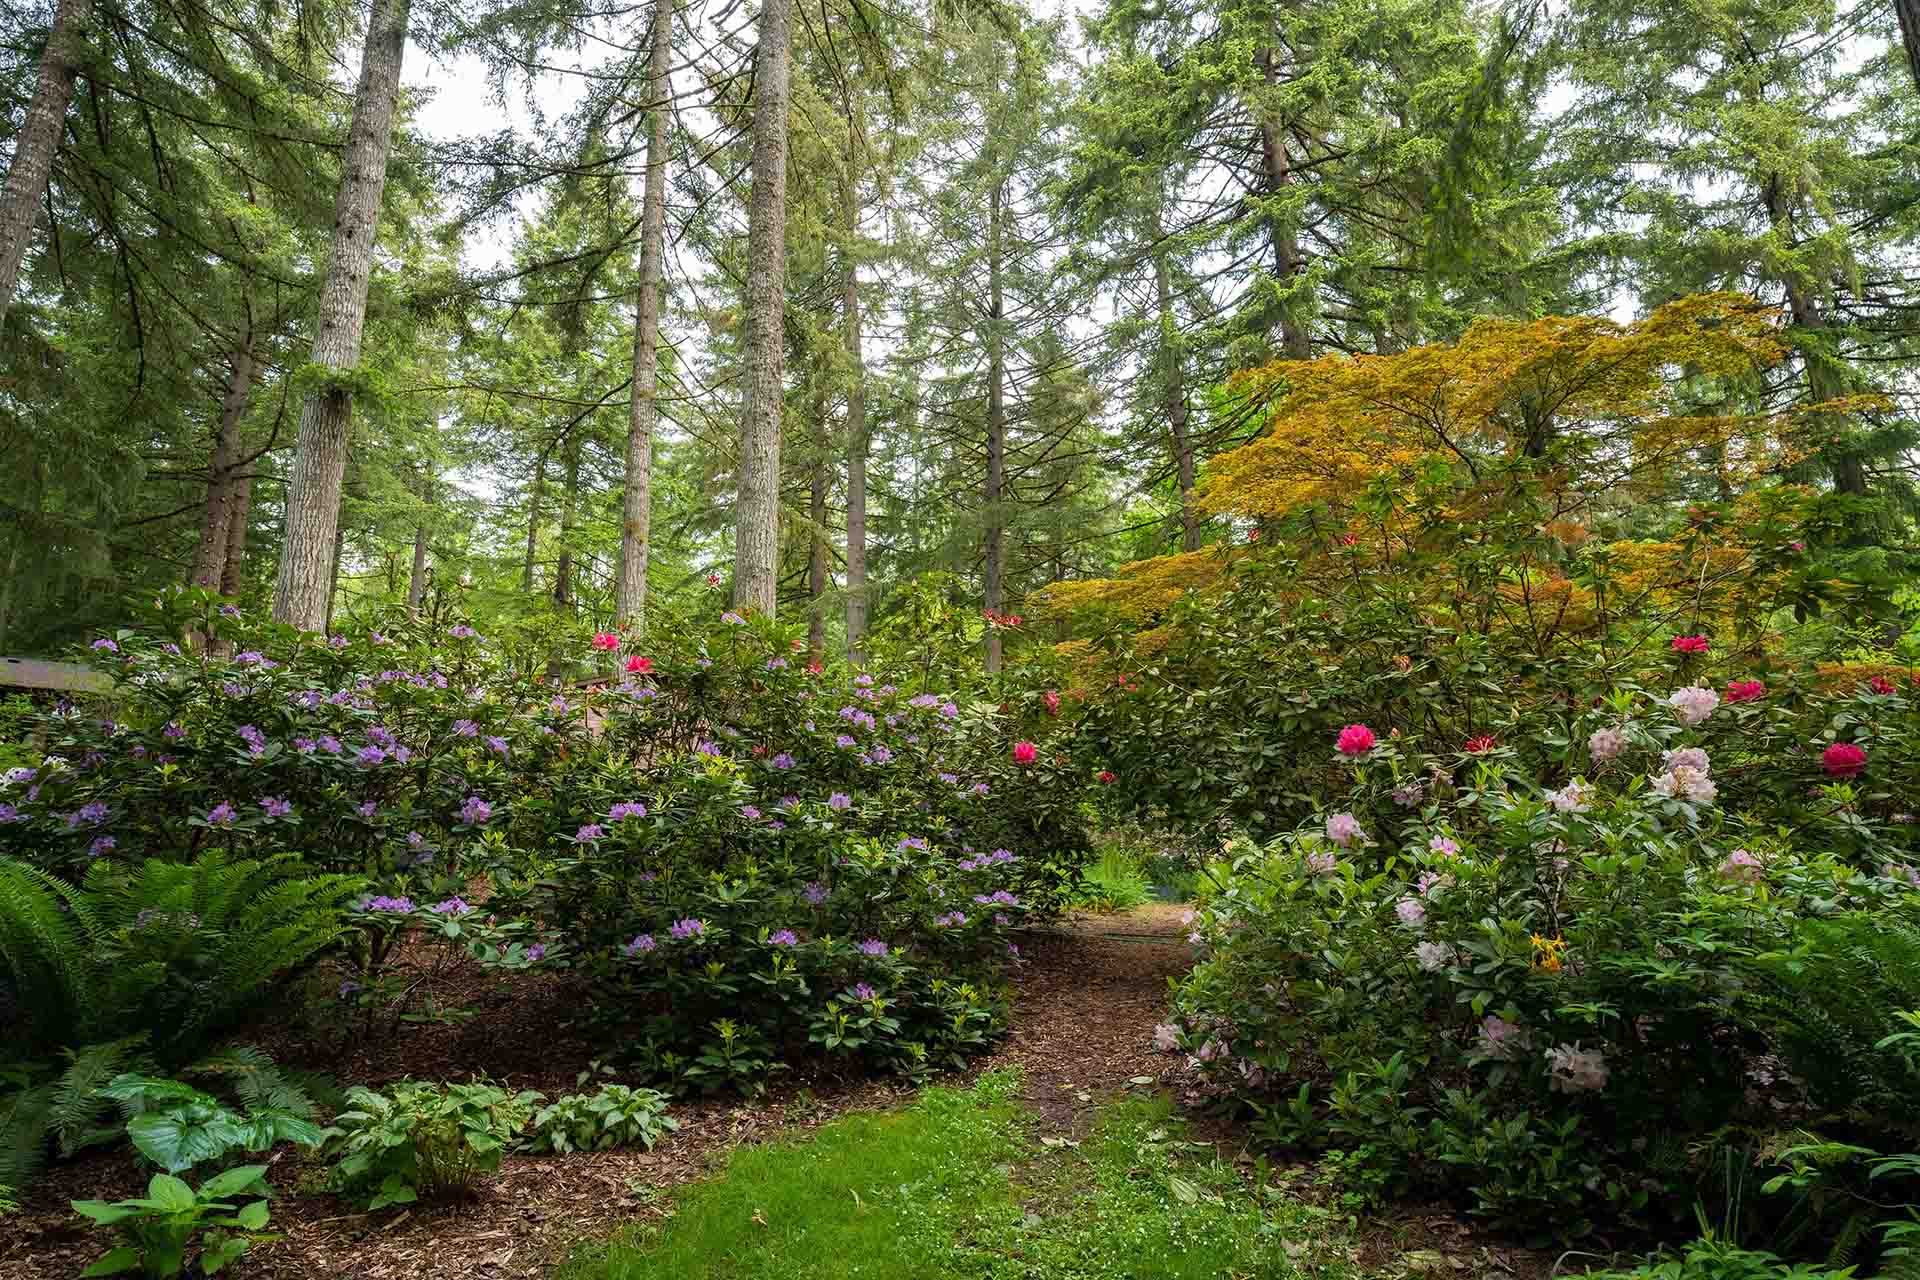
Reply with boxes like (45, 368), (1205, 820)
(325, 1079), (543, 1208)
(526, 1085), (677, 1154)
(98, 1069), (327, 1174)
(0, 852), (360, 1060)
(71, 1165), (275, 1278)
(1074, 848), (1152, 913)
(1576, 1234), (1862, 1280)
(1155, 749), (1920, 1236)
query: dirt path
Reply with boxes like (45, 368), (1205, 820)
(1, 907), (1195, 1280)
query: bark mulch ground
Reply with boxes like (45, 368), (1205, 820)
(0, 908), (1200, 1280)
(3, 905), (1556, 1280)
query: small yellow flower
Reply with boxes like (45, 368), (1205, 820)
(1530, 933), (1568, 974)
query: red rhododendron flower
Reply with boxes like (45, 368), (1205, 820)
(1098, 770), (1116, 784)
(1725, 679), (1765, 703)
(1335, 724), (1376, 756)
(1870, 675), (1896, 695)
(1043, 690), (1061, 716)
(1670, 634), (1710, 655)
(806, 661), (823, 675)
(1464, 735), (1498, 754)
(625, 655), (653, 674)
(1823, 742), (1868, 778)
(591, 632), (620, 651)
(1338, 533), (1358, 546)
(1012, 741), (1038, 765)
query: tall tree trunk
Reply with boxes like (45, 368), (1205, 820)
(523, 448), (547, 593)
(221, 467), (252, 597)
(405, 476), (429, 618)
(271, 0), (411, 629)
(191, 343), (256, 590)
(842, 177), (869, 662)
(323, 526), (345, 633)
(0, 0), (90, 329)
(1153, 241), (1198, 552)
(1761, 174), (1867, 496)
(1255, 47), (1310, 361)
(616, 0), (673, 629)
(731, 0), (795, 616)
(553, 434), (581, 608)
(807, 391), (829, 663)
(983, 178), (1007, 674)
(1899, 0), (1920, 92)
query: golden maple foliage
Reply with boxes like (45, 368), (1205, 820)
(1045, 294), (1865, 663)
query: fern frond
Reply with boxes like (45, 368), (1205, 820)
(49, 1036), (150, 1157)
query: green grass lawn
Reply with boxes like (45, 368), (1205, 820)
(559, 1071), (1348, 1280)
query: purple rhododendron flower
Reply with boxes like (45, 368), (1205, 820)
(828, 792), (851, 811)
(610, 801), (647, 821)
(460, 795), (492, 825)
(857, 938), (888, 956)
(525, 943), (547, 962)
(771, 752), (795, 769)
(897, 836), (929, 853)
(853, 982), (877, 1000)
(485, 736), (510, 757)
(357, 745), (386, 767)
(205, 802), (237, 827)
(804, 881), (828, 904)
(576, 823), (605, 843)
(768, 929), (798, 946)
(432, 897), (472, 915)
(741, 805), (761, 820)
(89, 836), (115, 857)
(259, 796), (293, 818)
(669, 918), (706, 940)
(624, 934), (656, 956)
(453, 719), (479, 737)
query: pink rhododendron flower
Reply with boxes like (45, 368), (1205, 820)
(1662, 747), (1710, 775)
(1546, 781), (1593, 813)
(1546, 1043), (1610, 1093)
(1335, 724), (1376, 755)
(591, 632), (619, 651)
(1823, 742), (1867, 778)
(1011, 741), (1038, 765)
(1325, 813), (1364, 847)
(625, 655), (653, 673)
(1670, 634), (1709, 655)
(1870, 675), (1897, 695)
(1588, 726), (1628, 761)
(1098, 770), (1117, 784)
(1717, 849), (1763, 883)
(1725, 679), (1766, 703)
(1429, 835), (1459, 855)
(1415, 941), (1455, 971)
(1394, 897), (1426, 927)
(1043, 690), (1061, 716)
(1480, 1016), (1527, 1058)
(1651, 765), (1716, 805)
(1667, 685), (1719, 726)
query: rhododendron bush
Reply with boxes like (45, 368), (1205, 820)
(1160, 764), (1920, 1233)
(0, 587), (1095, 1091)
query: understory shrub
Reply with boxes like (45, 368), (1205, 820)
(72, 1165), (276, 1278)
(1157, 739), (1920, 1246)
(324, 1079), (543, 1209)
(525, 1085), (676, 1154)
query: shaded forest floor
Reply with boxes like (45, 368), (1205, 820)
(3, 905), (1556, 1279)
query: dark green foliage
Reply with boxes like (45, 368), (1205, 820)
(71, 1166), (276, 1278)
(0, 852), (361, 1060)
(1743, 918), (1920, 1124)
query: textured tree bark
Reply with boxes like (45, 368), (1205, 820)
(323, 526), (344, 633)
(221, 468), (251, 597)
(1899, 0), (1920, 93)
(616, 0), (674, 629)
(271, 0), (411, 628)
(731, 0), (795, 616)
(807, 388), (829, 663)
(842, 176), (868, 662)
(0, 0), (90, 329)
(191, 344), (256, 590)
(1255, 47), (1310, 360)
(553, 434), (581, 608)
(1153, 243), (1199, 552)
(983, 178), (1006, 674)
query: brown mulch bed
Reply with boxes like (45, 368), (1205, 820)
(0, 910), (1198, 1280)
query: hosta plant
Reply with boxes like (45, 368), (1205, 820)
(524, 1085), (677, 1154)
(324, 1079), (542, 1209)
(71, 1165), (275, 1278)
